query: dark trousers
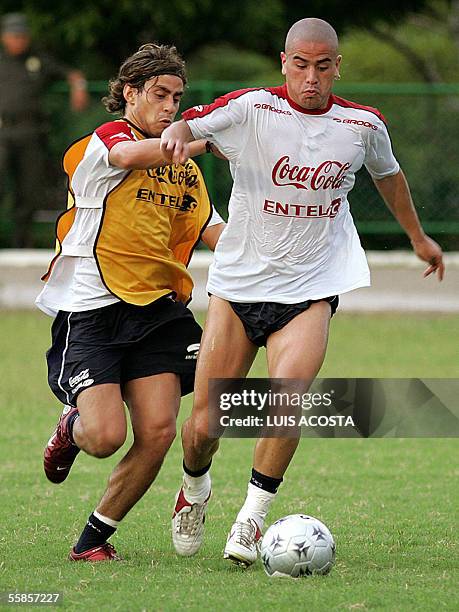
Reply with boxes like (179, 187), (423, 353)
(0, 128), (46, 247)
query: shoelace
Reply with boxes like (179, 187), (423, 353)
(102, 543), (119, 559)
(233, 521), (257, 550)
(176, 504), (204, 536)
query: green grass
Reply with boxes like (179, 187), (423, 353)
(0, 311), (458, 611)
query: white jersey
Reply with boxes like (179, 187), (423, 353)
(183, 85), (400, 303)
(36, 120), (223, 317)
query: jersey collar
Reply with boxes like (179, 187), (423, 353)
(122, 117), (149, 138)
(281, 84), (334, 115)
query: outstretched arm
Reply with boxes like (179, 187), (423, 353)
(109, 137), (206, 170)
(373, 170), (445, 281)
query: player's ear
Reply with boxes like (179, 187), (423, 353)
(335, 54), (342, 78)
(280, 51), (287, 76)
(123, 83), (136, 105)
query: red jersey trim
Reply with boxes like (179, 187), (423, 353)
(181, 85), (386, 123)
(271, 84), (334, 115)
(182, 87), (265, 120)
(331, 94), (387, 125)
(182, 84), (336, 119)
(95, 120), (136, 150)
(271, 87), (386, 120)
(122, 118), (149, 138)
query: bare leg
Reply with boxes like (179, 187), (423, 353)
(97, 373), (180, 520)
(225, 302), (333, 564)
(73, 384), (127, 458)
(253, 301), (332, 477)
(71, 374), (180, 559)
(173, 297), (258, 557)
(182, 296), (258, 471)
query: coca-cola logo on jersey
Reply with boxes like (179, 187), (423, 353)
(272, 156), (351, 190)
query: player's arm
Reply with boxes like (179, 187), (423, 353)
(201, 222), (225, 251)
(160, 120), (195, 165)
(372, 170), (445, 280)
(109, 137), (207, 170)
(206, 141), (227, 160)
(187, 160), (226, 251)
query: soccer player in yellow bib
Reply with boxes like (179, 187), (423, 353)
(37, 44), (224, 561)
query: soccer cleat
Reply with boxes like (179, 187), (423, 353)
(223, 518), (262, 567)
(172, 487), (210, 556)
(43, 405), (80, 484)
(69, 543), (121, 562)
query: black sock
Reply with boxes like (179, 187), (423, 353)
(74, 513), (116, 554)
(66, 411), (80, 445)
(250, 468), (283, 494)
(183, 460), (212, 478)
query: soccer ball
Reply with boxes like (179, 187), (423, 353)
(260, 514), (335, 578)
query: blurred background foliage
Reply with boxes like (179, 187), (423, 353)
(0, 0), (458, 249)
(2, 0), (454, 81)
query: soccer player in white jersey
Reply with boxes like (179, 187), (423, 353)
(37, 44), (224, 561)
(161, 18), (444, 566)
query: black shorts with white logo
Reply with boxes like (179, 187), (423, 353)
(229, 296), (339, 347)
(46, 296), (202, 406)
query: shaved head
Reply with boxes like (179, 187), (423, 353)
(280, 18), (341, 110)
(285, 18), (339, 55)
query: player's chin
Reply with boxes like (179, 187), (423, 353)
(300, 95), (324, 110)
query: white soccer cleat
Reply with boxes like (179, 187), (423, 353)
(172, 487), (210, 556)
(223, 518), (262, 567)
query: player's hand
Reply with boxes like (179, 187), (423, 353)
(160, 127), (190, 165)
(411, 235), (445, 281)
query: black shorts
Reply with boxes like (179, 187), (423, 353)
(46, 296), (202, 406)
(229, 296), (339, 347)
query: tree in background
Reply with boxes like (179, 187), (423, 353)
(0, 0), (435, 77)
(334, 0), (458, 252)
(1, 0), (456, 248)
(341, 0), (459, 83)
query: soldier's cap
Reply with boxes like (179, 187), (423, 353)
(1, 13), (30, 34)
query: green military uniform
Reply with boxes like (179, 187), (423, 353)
(0, 14), (69, 247)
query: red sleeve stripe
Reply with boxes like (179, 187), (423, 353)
(182, 87), (275, 120)
(331, 95), (387, 125)
(95, 121), (135, 150)
(181, 87), (388, 124)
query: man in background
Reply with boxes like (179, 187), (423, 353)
(0, 12), (89, 247)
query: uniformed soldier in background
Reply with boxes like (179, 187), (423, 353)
(0, 13), (89, 247)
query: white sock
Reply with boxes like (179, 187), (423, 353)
(236, 483), (276, 531)
(182, 470), (211, 504)
(93, 510), (120, 528)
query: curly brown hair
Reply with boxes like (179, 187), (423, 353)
(103, 43), (187, 113)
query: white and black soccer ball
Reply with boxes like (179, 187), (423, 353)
(260, 514), (335, 578)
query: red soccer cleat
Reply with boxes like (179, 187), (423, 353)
(43, 405), (80, 483)
(69, 543), (121, 562)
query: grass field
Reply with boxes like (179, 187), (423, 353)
(0, 311), (458, 611)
